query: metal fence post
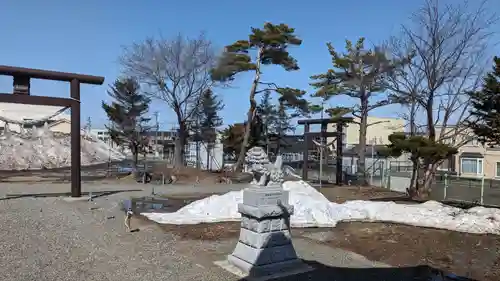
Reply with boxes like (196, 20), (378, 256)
(386, 162), (391, 190)
(381, 161), (385, 188)
(443, 173), (448, 201)
(480, 175), (485, 205)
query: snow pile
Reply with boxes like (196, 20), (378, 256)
(0, 127), (125, 170)
(143, 180), (500, 235)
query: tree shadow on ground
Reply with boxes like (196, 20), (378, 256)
(240, 261), (476, 281)
(1, 189), (142, 201)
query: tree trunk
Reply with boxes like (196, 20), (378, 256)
(357, 97), (369, 186)
(132, 147), (139, 168)
(233, 48), (262, 172)
(409, 100), (417, 135)
(408, 156), (419, 196)
(206, 143), (212, 171)
(417, 163), (435, 199)
(416, 98), (436, 199)
(234, 106), (256, 171)
(174, 122), (187, 168)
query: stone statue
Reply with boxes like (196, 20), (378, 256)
(264, 155), (284, 187)
(218, 150), (312, 279)
(245, 146), (271, 187)
(245, 146), (300, 187)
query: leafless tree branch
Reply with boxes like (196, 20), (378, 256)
(119, 32), (219, 166)
(387, 0), (497, 143)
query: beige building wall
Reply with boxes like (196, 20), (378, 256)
(327, 116), (405, 146)
(437, 126), (500, 179)
(49, 120), (71, 134)
(453, 143), (500, 179)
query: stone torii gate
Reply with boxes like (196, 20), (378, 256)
(0, 65), (104, 197)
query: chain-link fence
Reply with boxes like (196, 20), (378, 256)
(382, 161), (500, 207)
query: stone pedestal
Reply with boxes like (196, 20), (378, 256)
(218, 187), (311, 280)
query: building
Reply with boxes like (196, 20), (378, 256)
(437, 127), (500, 179)
(0, 103), (71, 133)
(90, 128), (111, 142)
(327, 116), (406, 148)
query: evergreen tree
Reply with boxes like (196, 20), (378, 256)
(211, 22), (308, 171)
(220, 119), (264, 160)
(102, 77), (151, 167)
(381, 133), (457, 198)
(257, 90), (278, 152)
(273, 102), (295, 155)
(221, 124), (245, 159)
(310, 38), (410, 185)
(468, 57), (500, 145)
(194, 89), (224, 169)
(191, 89), (224, 143)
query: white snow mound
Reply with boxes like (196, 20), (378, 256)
(142, 181), (500, 235)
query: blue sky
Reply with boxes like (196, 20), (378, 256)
(1, 0), (498, 132)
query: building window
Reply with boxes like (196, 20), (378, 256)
(496, 162), (500, 178)
(461, 158), (483, 175)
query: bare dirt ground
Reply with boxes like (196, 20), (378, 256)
(147, 186), (500, 281)
(324, 222), (500, 281)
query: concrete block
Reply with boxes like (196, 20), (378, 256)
(243, 188), (289, 207)
(241, 216), (289, 233)
(218, 255), (313, 281)
(62, 196), (92, 202)
(231, 241), (299, 265)
(237, 228), (292, 249)
(238, 204), (294, 219)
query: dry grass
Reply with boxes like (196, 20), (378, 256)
(319, 185), (405, 203)
(323, 222), (500, 281)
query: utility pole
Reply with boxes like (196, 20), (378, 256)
(107, 119), (112, 176)
(85, 116), (92, 134)
(153, 111), (159, 159)
(195, 117), (201, 169)
(319, 100), (325, 190)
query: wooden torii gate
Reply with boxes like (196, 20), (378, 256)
(297, 117), (352, 186)
(0, 65), (104, 197)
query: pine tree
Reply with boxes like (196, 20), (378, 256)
(195, 89), (224, 169)
(221, 124), (245, 159)
(191, 89), (224, 143)
(273, 102), (295, 155)
(257, 90), (277, 152)
(310, 38), (410, 185)
(211, 22), (308, 171)
(102, 77), (151, 167)
(468, 57), (500, 145)
(381, 133), (457, 198)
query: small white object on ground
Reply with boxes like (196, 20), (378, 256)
(142, 180), (500, 235)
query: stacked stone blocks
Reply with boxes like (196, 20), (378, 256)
(227, 187), (308, 279)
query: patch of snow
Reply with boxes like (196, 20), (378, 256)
(142, 180), (500, 235)
(0, 127), (125, 170)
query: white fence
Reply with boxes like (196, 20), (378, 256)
(184, 141), (224, 171)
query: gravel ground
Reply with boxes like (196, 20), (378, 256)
(0, 182), (400, 281)
(0, 185), (236, 281)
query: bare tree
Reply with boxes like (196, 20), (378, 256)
(119, 33), (217, 167)
(386, 0), (497, 197)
